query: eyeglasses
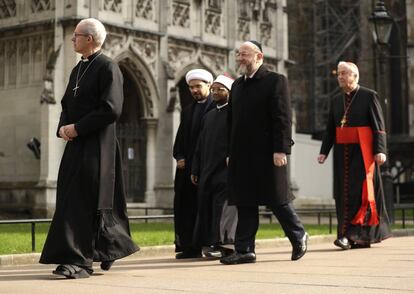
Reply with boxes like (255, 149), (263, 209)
(210, 87), (227, 93)
(235, 51), (252, 58)
(72, 32), (91, 39)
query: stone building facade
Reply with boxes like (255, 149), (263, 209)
(0, 0), (288, 216)
(407, 0), (414, 136)
(287, 0), (411, 138)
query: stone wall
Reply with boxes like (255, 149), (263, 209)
(0, 0), (290, 216)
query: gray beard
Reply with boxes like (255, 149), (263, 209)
(238, 64), (249, 76)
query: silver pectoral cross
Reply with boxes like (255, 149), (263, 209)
(73, 85), (79, 96)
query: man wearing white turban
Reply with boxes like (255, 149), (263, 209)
(173, 68), (215, 259)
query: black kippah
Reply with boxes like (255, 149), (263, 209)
(248, 40), (263, 52)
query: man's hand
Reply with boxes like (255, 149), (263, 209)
(63, 124), (78, 139)
(375, 153), (386, 166)
(273, 153), (287, 167)
(59, 126), (72, 141)
(190, 174), (198, 185)
(177, 159), (185, 169)
(317, 154), (326, 164)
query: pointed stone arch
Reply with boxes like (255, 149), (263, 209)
(114, 50), (160, 119)
(112, 50), (159, 204)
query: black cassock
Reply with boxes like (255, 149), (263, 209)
(320, 85), (391, 244)
(191, 104), (237, 248)
(40, 51), (138, 268)
(173, 97), (214, 253)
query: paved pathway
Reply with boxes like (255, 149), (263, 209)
(1, 235), (414, 293)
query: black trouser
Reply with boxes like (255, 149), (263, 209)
(234, 203), (305, 253)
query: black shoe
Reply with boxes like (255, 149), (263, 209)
(203, 246), (223, 258)
(53, 264), (91, 279)
(291, 232), (308, 261)
(219, 247), (235, 257)
(100, 260), (114, 271)
(219, 252), (256, 265)
(175, 251), (202, 259)
(334, 237), (351, 250)
(351, 243), (371, 249)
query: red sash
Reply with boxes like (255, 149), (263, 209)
(336, 126), (379, 226)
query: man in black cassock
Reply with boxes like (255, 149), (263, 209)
(191, 74), (238, 258)
(318, 61), (391, 249)
(220, 41), (308, 265)
(39, 18), (138, 279)
(173, 68), (215, 259)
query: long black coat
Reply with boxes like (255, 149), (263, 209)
(40, 52), (138, 267)
(320, 86), (391, 243)
(191, 105), (237, 246)
(173, 96), (214, 252)
(227, 65), (294, 207)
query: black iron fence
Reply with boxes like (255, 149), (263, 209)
(1, 205), (413, 253)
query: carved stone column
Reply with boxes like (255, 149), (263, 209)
(142, 117), (158, 205)
(153, 0), (175, 208)
(36, 0), (68, 217)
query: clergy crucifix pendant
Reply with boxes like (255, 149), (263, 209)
(340, 116), (346, 128)
(73, 85), (79, 97)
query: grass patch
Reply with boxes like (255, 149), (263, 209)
(0, 222), (413, 255)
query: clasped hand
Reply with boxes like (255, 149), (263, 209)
(59, 124), (78, 141)
(274, 153), (288, 167)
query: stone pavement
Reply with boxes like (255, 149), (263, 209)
(1, 233), (414, 294)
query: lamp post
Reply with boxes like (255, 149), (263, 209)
(369, 0), (393, 132)
(368, 0), (395, 223)
(369, 0), (393, 46)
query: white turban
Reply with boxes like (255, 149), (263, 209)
(185, 69), (213, 84)
(213, 74), (234, 90)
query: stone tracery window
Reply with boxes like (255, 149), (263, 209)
(31, 0), (52, 13)
(136, 0), (154, 20)
(172, 0), (190, 28)
(205, 10), (221, 35)
(0, 0), (17, 19)
(103, 0), (122, 13)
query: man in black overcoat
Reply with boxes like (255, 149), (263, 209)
(318, 61), (391, 250)
(173, 68), (215, 259)
(39, 18), (138, 279)
(220, 41), (308, 265)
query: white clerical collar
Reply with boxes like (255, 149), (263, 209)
(345, 84), (359, 95)
(216, 102), (228, 109)
(197, 98), (208, 104)
(81, 50), (101, 62)
(244, 68), (259, 80)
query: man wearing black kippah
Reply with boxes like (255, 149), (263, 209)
(220, 41), (308, 265)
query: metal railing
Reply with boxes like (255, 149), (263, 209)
(261, 208), (336, 233)
(1, 205), (414, 253)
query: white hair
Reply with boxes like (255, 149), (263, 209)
(338, 61), (359, 83)
(78, 18), (107, 48)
